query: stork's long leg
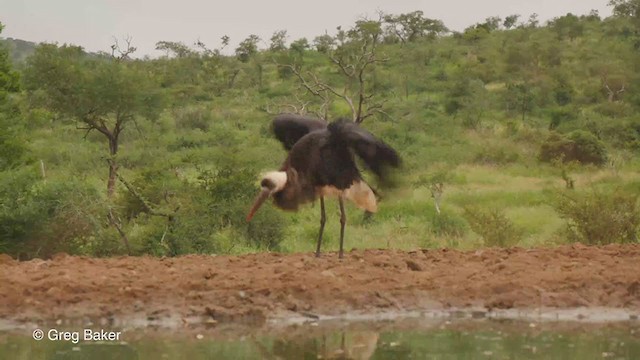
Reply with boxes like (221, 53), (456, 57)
(315, 196), (326, 257)
(338, 196), (346, 259)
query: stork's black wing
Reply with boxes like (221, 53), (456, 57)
(272, 114), (327, 150)
(327, 119), (401, 180)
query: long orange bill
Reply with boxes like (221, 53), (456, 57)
(246, 187), (271, 222)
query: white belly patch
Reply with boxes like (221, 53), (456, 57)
(319, 181), (378, 213)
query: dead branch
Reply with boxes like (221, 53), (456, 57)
(430, 182), (444, 214)
(114, 170), (175, 219)
(107, 208), (131, 255)
(262, 100), (307, 116)
(111, 35), (137, 61)
(602, 74), (626, 102)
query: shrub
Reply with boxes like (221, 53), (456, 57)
(159, 158), (287, 255)
(593, 101), (632, 118)
(601, 119), (640, 150)
(246, 210), (286, 250)
(552, 190), (639, 245)
(430, 211), (467, 238)
(538, 130), (607, 166)
(463, 206), (523, 247)
(0, 168), (107, 258)
(548, 107), (576, 130)
(173, 105), (213, 131)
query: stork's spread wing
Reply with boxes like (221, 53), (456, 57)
(328, 120), (401, 181)
(272, 114), (327, 150)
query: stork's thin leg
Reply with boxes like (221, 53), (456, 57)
(338, 197), (346, 259)
(315, 196), (326, 257)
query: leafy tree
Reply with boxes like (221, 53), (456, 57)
(462, 25), (490, 42)
(23, 43), (165, 197)
(551, 13), (585, 40)
(503, 14), (520, 29)
(526, 13), (540, 28)
(553, 74), (575, 106)
(290, 38), (309, 53)
(285, 19), (389, 122)
(195, 37), (241, 94)
(0, 22), (26, 171)
(383, 11), (448, 44)
(155, 41), (195, 58)
(313, 33), (335, 53)
(479, 16), (502, 32)
(269, 30), (288, 52)
(460, 79), (490, 129)
(221, 35), (230, 48)
(609, 0), (640, 21)
(505, 82), (535, 122)
(0, 25), (19, 98)
(235, 34), (260, 62)
(288, 38), (310, 68)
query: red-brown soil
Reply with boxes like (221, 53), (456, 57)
(1, 243), (639, 325)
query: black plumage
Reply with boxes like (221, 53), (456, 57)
(247, 114), (400, 258)
(272, 113), (327, 151)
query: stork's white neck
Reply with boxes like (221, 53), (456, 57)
(262, 171), (287, 192)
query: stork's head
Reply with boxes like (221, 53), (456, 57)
(246, 171), (287, 221)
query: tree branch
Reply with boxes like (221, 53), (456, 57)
(111, 35), (137, 62)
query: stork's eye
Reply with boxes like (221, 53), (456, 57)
(261, 178), (276, 190)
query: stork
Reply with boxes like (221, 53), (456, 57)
(246, 114), (401, 259)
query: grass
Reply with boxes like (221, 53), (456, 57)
(277, 160), (640, 254)
(14, 99), (640, 258)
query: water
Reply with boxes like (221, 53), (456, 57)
(2, 318), (640, 359)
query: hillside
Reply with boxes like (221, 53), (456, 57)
(0, 37), (37, 65)
(0, 6), (639, 259)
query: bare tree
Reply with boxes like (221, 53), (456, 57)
(280, 19), (390, 123)
(602, 74), (626, 102)
(111, 35), (137, 61)
(263, 94), (315, 117)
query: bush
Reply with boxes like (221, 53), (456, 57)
(430, 211), (467, 238)
(538, 130), (607, 166)
(173, 105), (213, 131)
(160, 158), (287, 255)
(601, 119), (640, 150)
(200, 162), (287, 251)
(552, 190), (639, 245)
(547, 107), (577, 130)
(593, 101), (633, 118)
(0, 168), (107, 258)
(463, 206), (523, 247)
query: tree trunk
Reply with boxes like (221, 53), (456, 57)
(107, 135), (119, 198)
(107, 162), (118, 198)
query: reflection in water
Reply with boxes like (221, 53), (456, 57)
(2, 320), (640, 360)
(49, 343), (138, 360)
(261, 331), (379, 360)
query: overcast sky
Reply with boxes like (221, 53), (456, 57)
(0, 0), (612, 57)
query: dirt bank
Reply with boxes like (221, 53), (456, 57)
(1, 243), (639, 325)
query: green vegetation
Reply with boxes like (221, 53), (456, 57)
(1, 2), (640, 259)
(553, 189), (640, 245)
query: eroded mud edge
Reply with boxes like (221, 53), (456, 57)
(2, 307), (639, 334)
